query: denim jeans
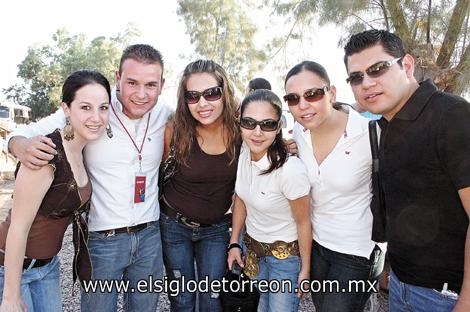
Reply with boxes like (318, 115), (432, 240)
(0, 256), (61, 312)
(81, 221), (163, 312)
(252, 255), (300, 312)
(389, 270), (458, 312)
(160, 212), (231, 312)
(310, 240), (384, 312)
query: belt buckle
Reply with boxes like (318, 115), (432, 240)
(23, 258), (34, 270)
(271, 241), (290, 260)
(180, 217), (200, 228)
(104, 230), (116, 237)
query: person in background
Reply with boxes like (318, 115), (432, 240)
(284, 60), (384, 311)
(0, 70), (111, 312)
(227, 89), (311, 311)
(354, 101), (381, 120)
(246, 77), (272, 94)
(344, 29), (470, 312)
(159, 59), (240, 312)
(7, 44), (172, 311)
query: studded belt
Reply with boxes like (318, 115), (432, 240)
(160, 195), (212, 228)
(242, 233), (299, 277)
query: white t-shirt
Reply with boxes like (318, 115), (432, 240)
(235, 142), (310, 243)
(294, 109), (376, 258)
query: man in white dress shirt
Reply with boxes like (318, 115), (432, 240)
(8, 44), (172, 311)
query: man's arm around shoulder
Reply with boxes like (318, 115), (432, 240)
(8, 109), (65, 170)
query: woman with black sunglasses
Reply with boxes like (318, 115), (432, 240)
(283, 61), (384, 312)
(159, 59), (240, 311)
(227, 89), (311, 311)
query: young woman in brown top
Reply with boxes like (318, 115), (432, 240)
(159, 59), (240, 311)
(0, 70), (111, 312)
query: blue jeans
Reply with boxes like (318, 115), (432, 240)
(310, 240), (384, 312)
(0, 256), (61, 312)
(253, 255), (300, 312)
(160, 212), (231, 312)
(81, 221), (163, 312)
(389, 270), (458, 312)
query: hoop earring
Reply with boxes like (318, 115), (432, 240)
(63, 117), (74, 141)
(106, 124), (113, 139)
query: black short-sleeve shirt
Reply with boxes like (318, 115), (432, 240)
(378, 79), (470, 293)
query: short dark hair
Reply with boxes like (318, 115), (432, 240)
(344, 29), (405, 67)
(240, 89), (288, 175)
(248, 77), (272, 91)
(119, 44), (164, 75)
(62, 70), (111, 106)
(284, 61), (331, 86)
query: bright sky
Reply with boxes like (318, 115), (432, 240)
(0, 0), (355, 106)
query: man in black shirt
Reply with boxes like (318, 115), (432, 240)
(343, 29), (470, 312)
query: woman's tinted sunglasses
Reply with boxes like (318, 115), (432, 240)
(283, 86), (330, 106)
(184, 86), (223, 104)
(240, 117), (280, 132)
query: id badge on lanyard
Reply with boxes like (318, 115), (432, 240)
(134, 152), (146, 203)
(134, 173), (147, 203)
(110, 105), (151, 204)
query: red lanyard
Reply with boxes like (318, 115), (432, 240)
(110, 104), (151, 171)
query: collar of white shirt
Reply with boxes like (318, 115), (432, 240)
(298, 107), (367, 145)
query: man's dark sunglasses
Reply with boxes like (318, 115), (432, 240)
(283, 86), (330, 106)
(346, 57), (403, 86)
(184, 86), (223, 104)
(240, 117), (280, 132)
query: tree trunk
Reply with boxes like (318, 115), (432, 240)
(379, 0), (390, 31)
(385, 0), (413, 51)
(436, 0), (469, 68)
(426, 0), (431, 44)
(450, 44), (470, 95)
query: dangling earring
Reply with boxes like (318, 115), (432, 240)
(106, 124), (113, 139)
(63, 117), (74, 141)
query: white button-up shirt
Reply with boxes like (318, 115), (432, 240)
(294, 109), (375, 258)
(235, 142), (310, 243)
(10, 89), (173, 231)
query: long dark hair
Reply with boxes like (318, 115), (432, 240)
(62, 70), (111, 106)
(240, 89), (288, 175)
(173, 59), (240, 166)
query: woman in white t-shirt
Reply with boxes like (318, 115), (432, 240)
(227, 89), (311, 312)
(283, 61), (384, 312)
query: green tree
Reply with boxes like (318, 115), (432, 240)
(268, 0), (469, 95)
(177, 0), (268, 91)
(4, 25), (140, 120)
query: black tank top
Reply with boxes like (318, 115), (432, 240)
(163, 138), (239, 224)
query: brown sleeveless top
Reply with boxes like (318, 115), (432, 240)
(163, 138), (240, 224)
(0, 130), (92, 286)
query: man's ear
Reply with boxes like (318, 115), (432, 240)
(160, 77), (166, 93)
(115, 70), (121, 90)
(402, 54), (415, 79)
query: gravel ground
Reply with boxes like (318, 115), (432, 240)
(1, 177), (389, 311)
